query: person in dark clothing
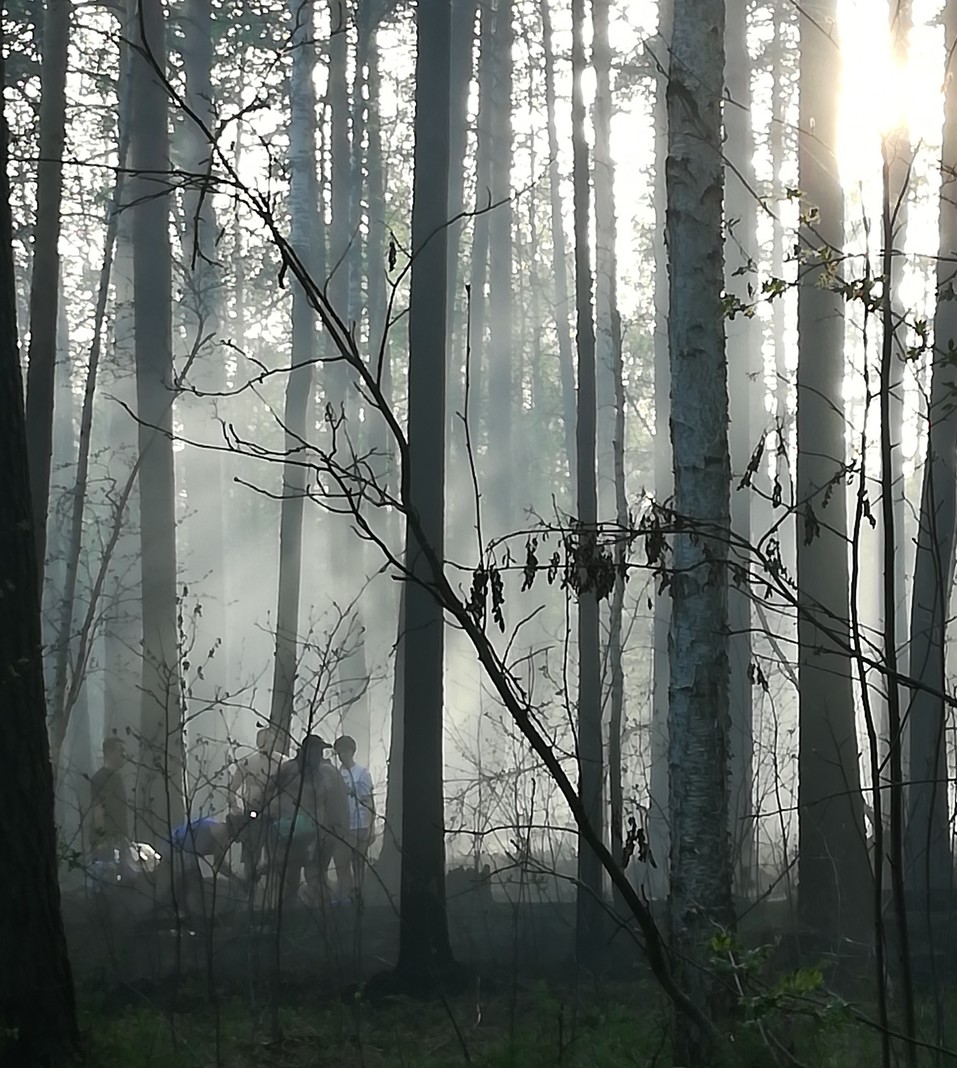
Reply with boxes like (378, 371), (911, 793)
(88, 736), (129, 860)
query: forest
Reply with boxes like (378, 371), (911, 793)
(2, 0), (955, 1064)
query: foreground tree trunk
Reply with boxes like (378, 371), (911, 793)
(0, 55), (79, 1064)
(24, 0), (71, 579)
(905, 0), (957, 906)
(796, 0), (872, 943)
(130, 0), (185, 834)
(396, 0), (455, 982)
(666, 0), (734, 1059)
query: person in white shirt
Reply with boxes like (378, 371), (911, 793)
(333, 735), (375, 899)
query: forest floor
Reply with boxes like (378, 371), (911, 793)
(67, 891), (940, 1067)
(80, 972), (895, 1068)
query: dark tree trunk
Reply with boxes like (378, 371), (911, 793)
(0, 51), (79, 1065)
(571, 0), (604, 965)
(396, 0), (455, 981)
(24, 0), (70, 581)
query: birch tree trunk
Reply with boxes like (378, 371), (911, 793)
(666, 0), (734, 1056)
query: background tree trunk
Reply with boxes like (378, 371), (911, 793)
(796, 0), (872, 943)
(540, 0), (576, 486)
(904, 0), (957, 906)
(486, 0), (514, 537)
(24, 0), (70, 580)
(571, 0), (603, 965)
(724, 0), (758, 900)
(269, 0), (320, 744)
(130, 0), (185, 835)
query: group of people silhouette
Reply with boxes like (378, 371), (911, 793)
(87, 726), (376, 915)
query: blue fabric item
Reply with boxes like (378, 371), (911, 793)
(171, 816), (221, 856)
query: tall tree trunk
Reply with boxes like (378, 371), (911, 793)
(540, 0), (576, 487)
(0, 50), (79, 1064)
(130, 0), (185, 835)
(905, 0), (957, 906)
(269, 0), (320, 743)
(880, 53), (917, 1058)
(181, 0), (229, 793)
(102, 23), (141, 747)
(647, 0), (672, 904)
(24, 0), (70, 581)
(486, 0), (513, 536)
(103, 202), (142, 744)
(724, 0), (757, 900)
(446, 0), (478, 424)
(796, 0), (871, 942)
(49, 83), (131, 773)
(591, 0), (626, 894)
(571, 0), (603, 965)
(466, 0), (493, 449)
(666, 0), (733, 1058)
(396, 0), (454, 981)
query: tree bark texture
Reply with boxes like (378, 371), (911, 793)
(665, 0), (734, 1058)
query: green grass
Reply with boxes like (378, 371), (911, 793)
(81, 976), (954, 1068)
(82, 980), (673, 1068)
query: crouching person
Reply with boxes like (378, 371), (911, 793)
(168, 814), (239, 919)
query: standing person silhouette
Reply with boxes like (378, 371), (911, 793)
(333, 735), (375, 901)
